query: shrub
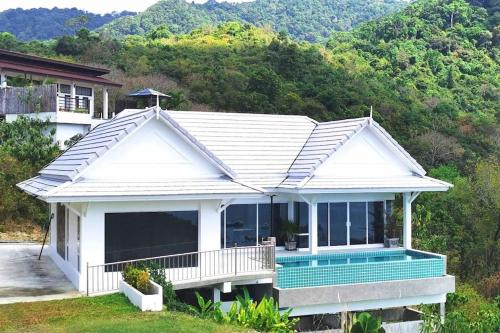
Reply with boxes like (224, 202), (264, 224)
(477, 273), (500, 299)
(193, 288), (298, 333)
(349, 312), (385, 333)
(138, 261), (193, 313)
(122, 265), (150, 294)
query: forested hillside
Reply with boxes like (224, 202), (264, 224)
(0, 8), (134, 41)
(102, 0), (411, 42)
(0, 0), (498, 326)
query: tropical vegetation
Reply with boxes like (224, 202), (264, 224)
(0, 8), (134, 41)
(102, 0), (410, 42)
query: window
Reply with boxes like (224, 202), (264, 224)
(368, 202), (385, 244)
(258, 203), (288, 246)
(56, 203), (66, 259)
(318, 203), (328, 246)
(221, 203), (288, 248)
(349, 202), (367, 245)
(225, 204), (257, 247)
(105, 211), (198, 263)
(317, 201), (385, 247)
(294, 202), (309, 248)
(75, 86), (92, 96)
(59, 84), (71, 94)
(330, 203), (347, 246)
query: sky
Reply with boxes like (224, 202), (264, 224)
(0, 0), (252, 14)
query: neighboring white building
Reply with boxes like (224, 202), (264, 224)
(0, 49), (122, 147)
(18, 108), (454, 325)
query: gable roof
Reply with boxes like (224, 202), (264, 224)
(40, 108), (236, 181)
(282, 117), (426, 188)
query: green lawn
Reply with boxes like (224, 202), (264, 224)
(0, 294), (251, 333)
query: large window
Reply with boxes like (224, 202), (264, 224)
(56, 203), (66, 259)
(350, 202), (367, 245)
(224, 204), (257, 247)
(317, 201), (386, 247)
(294, 202), (309, 248)
(221, 203), (288, 248)
(105, 211), (198, 263)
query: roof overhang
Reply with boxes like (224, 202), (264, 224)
(41, 193), (268, 203)
(0, 61), (122, 87)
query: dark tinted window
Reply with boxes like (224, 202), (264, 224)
(368, 201), (385, 244)
(56, 203), (66, 259)
(330, 203), (347, 246)
(76, 86), (92, 96)
(317, 203), (328, 246)
(294, 202), (309, 248)
(105, 211), (198, 263)
(258, 203), (288, 246)
(225, 204), (256, 247)
(350, 202), (367, 245)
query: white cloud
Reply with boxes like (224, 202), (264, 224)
(0, 0), (252, 15)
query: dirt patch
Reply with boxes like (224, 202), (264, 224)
(0, 221), (45, 242)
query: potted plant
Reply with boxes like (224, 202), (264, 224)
(281, 219), (299, 251)
(120, 265), (163, 311)
(384, 213), (400, 248)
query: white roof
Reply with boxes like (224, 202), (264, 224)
(19, 109), (451, 201)
(37, 177), (262, 202)
(289, 175), (452, 193)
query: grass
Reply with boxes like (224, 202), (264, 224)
(0, 293), (252, 333)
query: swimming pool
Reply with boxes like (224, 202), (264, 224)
(276, 249), (446, 289)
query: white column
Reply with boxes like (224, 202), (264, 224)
(439, 302), (446, 324)
(102, 87), (109, 120)
(89, 87), (95, 118)
(287, 200), (294, 221)
(70, 83), (76, 111)
(308, 201), (318, 254)
(403, 192), (412, 249)
(0, 71), (6, 88)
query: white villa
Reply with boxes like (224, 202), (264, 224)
(18, 107), (455, 326)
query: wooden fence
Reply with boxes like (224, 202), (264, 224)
(0, 84), (57, 115)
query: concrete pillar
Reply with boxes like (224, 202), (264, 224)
(287, 200), (294, 221)
(308, 201), (318, 254)
(403, 192), (412, 249)
(70, 83), (76, 111)
(440, 302), (445, 324)
(102, 87), (109, 119)
(0, 71), (6, 88)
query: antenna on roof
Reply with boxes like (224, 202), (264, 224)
(370, 105), (373, 118)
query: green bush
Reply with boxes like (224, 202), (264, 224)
(349, 312), (385, 333)
(122, 265), (150, 294)
(193, 288), (298, 333)
(138, 261), (193, 313)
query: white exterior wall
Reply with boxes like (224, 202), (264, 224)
(48, 203), (81, 289)
(77, 199), (222, 292)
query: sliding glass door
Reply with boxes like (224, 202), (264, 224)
(317, 201), (386, 247)
(221, 203), (288, 248)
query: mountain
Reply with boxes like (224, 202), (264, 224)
(102, 0), (412, 42)
(0, 8), (135, 41)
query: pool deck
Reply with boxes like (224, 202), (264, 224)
(276, 246), (399, 257)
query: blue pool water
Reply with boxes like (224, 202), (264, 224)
(276, 249), (445, 289)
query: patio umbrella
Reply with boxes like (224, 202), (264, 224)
(127, 88), (171, 107)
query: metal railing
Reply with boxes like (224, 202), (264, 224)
(58, 96), (90, 113)
(86, 244), (275, 295)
